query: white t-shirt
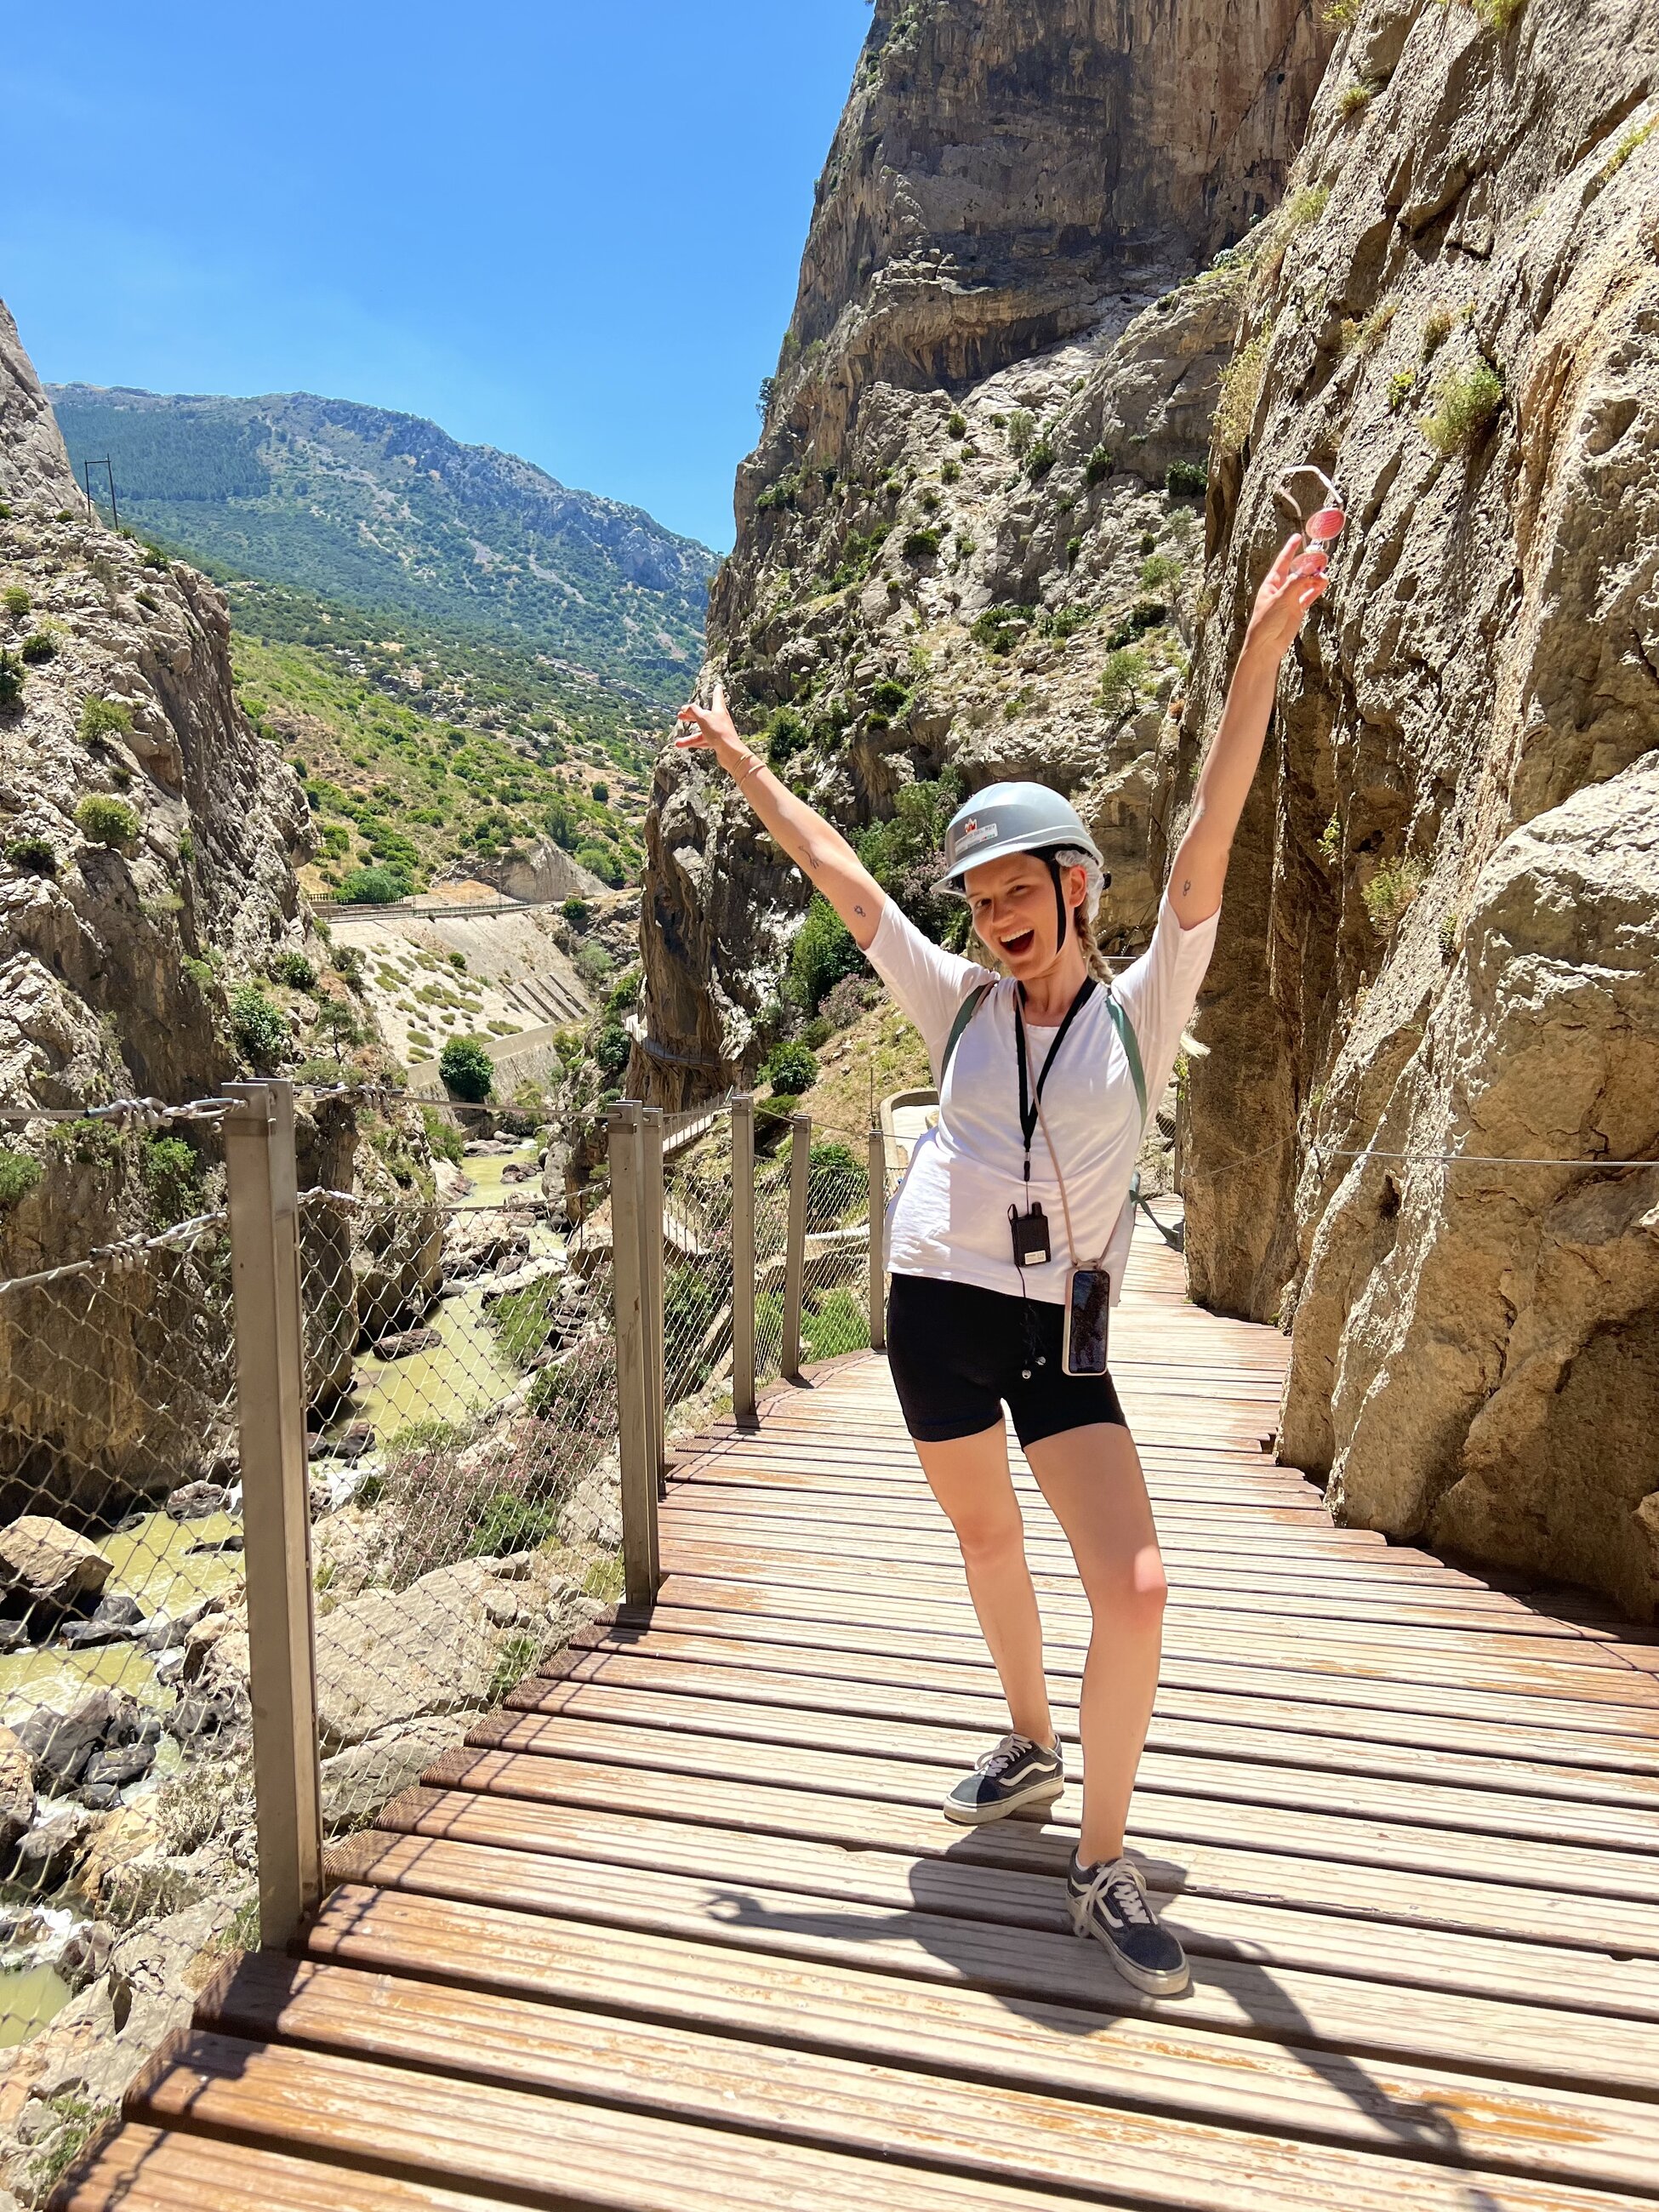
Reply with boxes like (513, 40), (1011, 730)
(865, 892), (1219, 1304)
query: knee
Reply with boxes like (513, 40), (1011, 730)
(949, 1505), (1025, 1571)
(1084, 1547), (1167, 1629)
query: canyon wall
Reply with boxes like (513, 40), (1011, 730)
(1174, 0), (1659, 1613)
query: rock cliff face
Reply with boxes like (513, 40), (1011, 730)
(639, 0), (1331, 1102)
(1173, 0), (1659, 1615)
(642, 0), (1659, 1616)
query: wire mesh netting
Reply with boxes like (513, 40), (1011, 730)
(661, 1109), (734, 1424)
(0, 1198), (256, 2061)
(298, 1154), (623, 1834)
(794, 1122), (875, 1364)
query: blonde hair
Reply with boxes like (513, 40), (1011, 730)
(1075, 900), (1112, 983)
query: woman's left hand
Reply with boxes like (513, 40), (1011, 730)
(1246, 533), (1330, 661)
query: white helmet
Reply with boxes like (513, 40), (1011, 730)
(937, 781), (1109, 918)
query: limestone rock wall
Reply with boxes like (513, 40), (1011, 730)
(1171, 0), (1659, 1611)
(638, 0), (1331, 1105)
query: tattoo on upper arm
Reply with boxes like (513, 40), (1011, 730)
(1182, 878), (1191, 896)
(853, 904), (865, 916)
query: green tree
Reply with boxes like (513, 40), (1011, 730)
(761, 1040), (819, 1096)
(440, 1035), (495, 1101)
(787, 897), (865, 1014)
(230, 984), (290, 1073)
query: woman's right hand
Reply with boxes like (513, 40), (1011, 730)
(675, 681), (754, 777)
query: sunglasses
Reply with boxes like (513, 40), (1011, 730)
(1274, 464), (1346, 545)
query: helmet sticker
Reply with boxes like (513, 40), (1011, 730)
(955, 818), (999, 852)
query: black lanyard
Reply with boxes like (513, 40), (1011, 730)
(1013, 978), (1096, 1193)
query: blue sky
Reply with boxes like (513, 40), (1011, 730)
(0, 2), (872, 551)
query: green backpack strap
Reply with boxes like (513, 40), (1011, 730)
(938, 980), (994, 1088)
(1105, 990), (1149, 1205)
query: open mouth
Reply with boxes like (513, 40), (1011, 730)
(999, 927), (1037, 958)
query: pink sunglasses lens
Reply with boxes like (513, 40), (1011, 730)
(1307, 506), (1345, 541)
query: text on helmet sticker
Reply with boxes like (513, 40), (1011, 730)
(955, 818), (998, 852)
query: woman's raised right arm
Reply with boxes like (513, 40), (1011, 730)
(676, 683), (887, 951)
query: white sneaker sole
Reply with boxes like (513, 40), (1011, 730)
(941, 1773), (1065, 1825)
(1068, 1897), (1191, 1997)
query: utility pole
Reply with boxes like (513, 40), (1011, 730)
(82, 459), (117, 528)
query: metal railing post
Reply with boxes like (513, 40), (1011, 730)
(868, 1121), (887, 1353)
(730, 1094), (756, 1422)
(222, 1080), (322, 1948)
(607, 1103), (659, 1610)
(641, 1104), (666, 1491)
(781, 1111), (812, 1382)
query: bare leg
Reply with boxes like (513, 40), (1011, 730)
(1023, 1422), (1166, 1864)
(914, 1422), (1054, 1748)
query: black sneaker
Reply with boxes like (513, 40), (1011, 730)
(1067, 1850), (1190, 1997)
(942, 1732), (1064, 1825)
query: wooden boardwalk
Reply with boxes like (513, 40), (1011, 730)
(64, 1240), (1659, 2211)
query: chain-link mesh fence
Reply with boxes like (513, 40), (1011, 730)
(297, 1160), (622, 1835)
(793, 1120), (875, 1364)
(661, 1109), (734, 1428)
(0, 1150), (255, 2067)
(752, 1149), (792, 1392)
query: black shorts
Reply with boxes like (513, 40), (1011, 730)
(887, 1273), (1127, 1451)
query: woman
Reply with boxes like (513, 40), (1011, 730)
(676, 532), (1328, 1997)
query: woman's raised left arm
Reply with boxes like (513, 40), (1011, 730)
(1169, 533), (1329, 928)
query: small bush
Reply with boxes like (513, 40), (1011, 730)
(330, 944), (367, 992)
(1421, 308), (1455, 362)
(592, 1022), (630, 1082)
(802, 1287), (869, 1361)
(267, 949), (317, 990)
(1318, 813), (1342, 865)
(1363, 856), (1428, 935)
(2, 585), (29, 618)
(561, 896), (592, 927)
(141, 1134), (202, 1228)
(1420, 356), (1504, 458)
(0, 651), (23, 712)
(947, 410), (967, 437)
(1066, 534), (1083, 568)
(140, 543), (171, 571)
(869, 678), (911, 717)
(5, 833), (55, 874)
(1388, 369), (1417, 413)
(902, 527), (941, 560)
(19, 630), (55, 663)
(575, 841), (624, 887)
(230, 983), (290, 1072)
(591, 779), (609, 802)
(970, 605), (1030, 658)
(1599, 115), (1656, 183)
(0, 1148), (42, 1209)
(805, 1138), (863, 1229)
(605, 969), (642, 1016)
(801, 1015), (832, 1049)
(788, 897), (866, 1015)
(1085, 445), (1114, 487)
(1166, 459), (1208, 497)
(1097, 647), (1149, 721)
(1337, 79), (1375, 118)
(1215, 334), (1268, 456)
(337, 864), (408, 904)
(466, 1490), (557, 1560)
(1140, 553), (1183, 591)
(440, 1035), (495, 1102)
(1026, 438), (1057, 480)
(419, 1106), (465, 1166)
(1321, 0), (1360, 22)
(79, 697), (134, 742)
(764, 707), (811, 765)
(1006, 409), (1035, 459)
(1439, 910), (1460, 962)
(1465, 0), (1525, 26)
(1105, 600), (1167, 649)
(73, 793), (141, 847)
(573, 938), (613, 986)
(761, 1040), (819, 1096)
(940, 459), (961, 484)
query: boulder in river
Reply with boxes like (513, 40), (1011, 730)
(60, 1592), (146, 1650)
(163, 1480), (233, 1522)
(0, 1725), (36, 1852)
(14, 1687), (151, 1795)
(0, 1517), (112, 1610)
(10, 1804), (94, 1892)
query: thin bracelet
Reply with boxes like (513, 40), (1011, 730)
(733, 753), (765, 786)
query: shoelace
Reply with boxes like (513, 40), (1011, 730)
(1077, 1858), (1152, 1927)
(975, 1731), (1038, 1779)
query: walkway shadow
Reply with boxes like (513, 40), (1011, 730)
(702, 1829), (1473, 2161)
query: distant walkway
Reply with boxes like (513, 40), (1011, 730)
(64, 1239), (1659, 2209)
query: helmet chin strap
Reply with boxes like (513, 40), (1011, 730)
(1044, 854), (1068, 960)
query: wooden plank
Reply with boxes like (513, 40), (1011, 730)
(128, 2031), (1150, 2212)
(579, 1606), (1659, 1748)
(459, 1713), (1659, 1908)
(202, 1952), (1659, 2212)
(425, 1742), (1659, 1959)
(488, 1681), (1659, 1855)
(532, 1646), (1659, 1811)
(308, 1884), (1659, 2199)
(347, 1827), (1659, 2099)
(59, 2125), (510, 2212)
(380, 1771), (1659, 2019)
(650, 1572), (1659, 1710)
(550, 1624), (1659, 1778)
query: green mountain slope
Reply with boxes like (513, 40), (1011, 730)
(47, 384), (715, 708)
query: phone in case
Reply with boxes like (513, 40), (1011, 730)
(1062, 1267), (1111, 1377)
